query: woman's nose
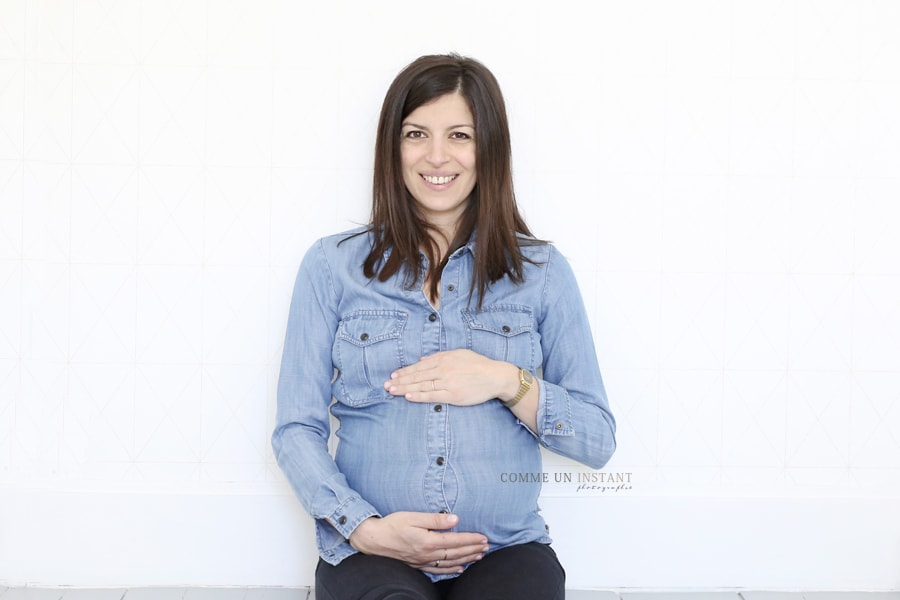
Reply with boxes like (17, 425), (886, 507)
(426, 139), (449, 165)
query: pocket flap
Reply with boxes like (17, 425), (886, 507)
(337, 311), (406, 347)
(462, 305), (534, 337)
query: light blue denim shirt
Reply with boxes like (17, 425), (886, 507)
(272, 228), (616, 580)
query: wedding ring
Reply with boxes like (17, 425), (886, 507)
(434, 560), (440, 567)
(431, 380), (436, 392)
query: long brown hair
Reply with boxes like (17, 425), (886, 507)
(359, 53), (541, 308)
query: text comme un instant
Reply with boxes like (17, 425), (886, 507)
(499, 471), (632, 484)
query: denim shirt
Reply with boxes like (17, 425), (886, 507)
(272, 228), (616, 580)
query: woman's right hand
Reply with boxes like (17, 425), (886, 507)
(348, 511), (490, 575)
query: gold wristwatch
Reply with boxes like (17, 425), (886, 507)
(503, 368), (533, 409)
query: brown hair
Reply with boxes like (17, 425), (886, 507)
(356, 53), (541, 308)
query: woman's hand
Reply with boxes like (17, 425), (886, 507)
(384, 349), (518, 407)
(348, 511), (490, 575)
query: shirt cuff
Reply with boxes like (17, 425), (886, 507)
(316, 496), (381, 565)
(537, 379), (575, 439)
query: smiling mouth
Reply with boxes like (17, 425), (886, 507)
(422, 174), (458, 185)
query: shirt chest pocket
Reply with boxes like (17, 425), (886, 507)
(462, 305), (536, 371)
(333, 311), (407, 407)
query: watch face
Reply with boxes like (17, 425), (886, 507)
(522, 369), (533, 384)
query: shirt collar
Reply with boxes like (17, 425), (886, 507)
(377, 228), (477, 261)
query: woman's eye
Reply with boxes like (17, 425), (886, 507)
(450, 131), (471, 140)
(404, 130), (425, 139)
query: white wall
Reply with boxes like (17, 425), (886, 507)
(1, 0), (899, 590)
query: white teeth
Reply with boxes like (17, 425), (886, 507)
(423, 174), (456, 185)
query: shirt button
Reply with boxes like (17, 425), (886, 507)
(447, 284), (455, 291)
(428, 313), (437, 322)
(555, 422), (564, 430)
(439, 509), (448, 514)
(434, 405), (443, 412)
(436, 456), (445, 466)
(337, 516), (347, 525)
(501, 325), (511, 333)
(359, 333), (369, 341)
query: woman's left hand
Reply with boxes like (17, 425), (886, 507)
(384, 349), (517, 407)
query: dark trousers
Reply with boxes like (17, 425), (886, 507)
(315, 542), (566, 600)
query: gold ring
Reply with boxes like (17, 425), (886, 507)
(434, 560), (440, 567)
(431, 380), (436, 392)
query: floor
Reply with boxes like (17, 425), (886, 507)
(2, 589), (900, 599)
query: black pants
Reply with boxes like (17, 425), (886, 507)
(315, 542), (566, 600)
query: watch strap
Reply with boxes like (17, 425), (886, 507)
(503, 368), (532, 409)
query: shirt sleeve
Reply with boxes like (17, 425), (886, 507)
(271, 239), (380, 565)
(532, 245), (617, 469)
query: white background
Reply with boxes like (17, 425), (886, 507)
(1, 0), (899, 591)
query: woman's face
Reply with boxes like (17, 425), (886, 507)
(400, 93), (477, 234)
